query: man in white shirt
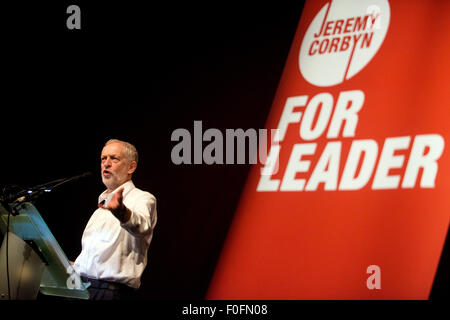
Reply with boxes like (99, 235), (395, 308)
(73, 139), (157, 300)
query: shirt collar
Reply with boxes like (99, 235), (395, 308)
(98, 180), (135, 204)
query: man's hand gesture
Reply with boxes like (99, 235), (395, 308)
(98, 187), (131, 223)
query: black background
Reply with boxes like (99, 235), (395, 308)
(2, 1), (305, 299)
(1, 0), (449, 301)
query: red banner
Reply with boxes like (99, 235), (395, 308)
(208, 0), (450, 299)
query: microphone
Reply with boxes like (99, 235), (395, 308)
(49, 171), (92, 190)
(5, 172), (93, 206)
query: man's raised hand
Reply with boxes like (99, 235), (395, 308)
(98, 188), (131, 223)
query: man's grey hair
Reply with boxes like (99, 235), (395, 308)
(105, 139), (139, 164)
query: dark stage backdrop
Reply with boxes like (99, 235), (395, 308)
(1, 1), (305, 299)
(1, 1), (449, 300)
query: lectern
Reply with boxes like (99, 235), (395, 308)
(0, 201), (89, 300)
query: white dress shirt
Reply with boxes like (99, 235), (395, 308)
(73, 180), (157, 289)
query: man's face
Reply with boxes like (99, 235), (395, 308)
(100, 142), (135, 191)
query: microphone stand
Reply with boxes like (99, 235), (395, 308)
(4, 172), (92, 215)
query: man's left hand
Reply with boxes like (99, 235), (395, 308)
(98, 187), (132, 223)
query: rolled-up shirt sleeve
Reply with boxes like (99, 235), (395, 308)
(121, 192), (157, 238)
